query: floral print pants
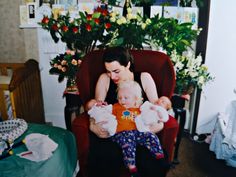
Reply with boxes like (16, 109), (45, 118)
(111, 130), (164, 167)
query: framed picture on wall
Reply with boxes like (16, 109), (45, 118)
(154, 0), (178, 6)
(24, 0), (40, 7)
(39, 0), (55, 7)
(27, 2), (37, 24)
(20, 5), (28, 25)
(59, 0), (77, 10)
(78, 2), (95, 14)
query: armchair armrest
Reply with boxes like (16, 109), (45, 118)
(159, 115), (179, 162)
(71, 112), (90, 177)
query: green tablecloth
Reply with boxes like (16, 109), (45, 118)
(0, 123), (78, 177)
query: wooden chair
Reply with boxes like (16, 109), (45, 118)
(0, 59), (45, 123)
(72, 49), (179, 177)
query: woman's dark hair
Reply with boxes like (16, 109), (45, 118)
(102, 47), (134, 72)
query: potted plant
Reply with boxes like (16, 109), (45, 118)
(49, 50), (84, 92)
(170, 50), (214, 95)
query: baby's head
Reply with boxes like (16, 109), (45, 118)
(156, 96), (172, 110)
(117, 80), (143, 108)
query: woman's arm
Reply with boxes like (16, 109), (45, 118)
(88, 73), (110, 138)
(141, 72), (164, 133)
(85, 73), (109, 111)
(140, 72), (159, 103)
(95, 73), (110, 101)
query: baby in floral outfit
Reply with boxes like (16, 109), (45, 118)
(111, 80), (165, 177)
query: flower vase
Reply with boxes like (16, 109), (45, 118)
(182, 85), (195, 95)
(65, 76), (79, 93)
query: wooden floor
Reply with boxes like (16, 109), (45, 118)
(167, 133), (236, 177)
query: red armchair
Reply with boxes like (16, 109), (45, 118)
(72, 49), (179, 177)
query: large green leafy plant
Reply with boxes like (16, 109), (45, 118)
(146, 14), (200, 55)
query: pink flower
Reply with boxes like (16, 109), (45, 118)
(61, 67), (67, 72)
(61, 60), (67, 65)
(78, 60), (82, 65)
(71, 59), (78, 65)
(57, 65), (62, 70)
(66, 50), (75, 55)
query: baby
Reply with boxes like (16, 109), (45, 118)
(135, 96), (171, 132)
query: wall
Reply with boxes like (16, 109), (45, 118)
(0, 0), (66, 128)
(0, 0), (38, 63)
(196, 0), (236, 134)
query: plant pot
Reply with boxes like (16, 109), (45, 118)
(182, 85), (195, 95)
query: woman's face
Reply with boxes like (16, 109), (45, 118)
(105, 61), (130, 84)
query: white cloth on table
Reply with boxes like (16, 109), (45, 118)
(18, 133), (58, 162)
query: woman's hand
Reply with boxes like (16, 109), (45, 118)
(86, 99), (107, 111)
(95, 100), (108, 107)
(89, 118), (109, 138)
(149, 122), (164, 134)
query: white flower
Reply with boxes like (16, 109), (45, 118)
(117, 17), (127, 25)
(198, 76), (205, 86)
(127, 13), (133, 20)
(110, 17), (116, 22)
(189, 70), (198, 78)
(145, 18), (151, 25)
(127, 8), (132, 14)
(195, 55), (202, 66)
(110, 12), (117, 18)
(170, 50), (213, 93)
(175, 61), (184, 71)
(141, 23), (146, 30)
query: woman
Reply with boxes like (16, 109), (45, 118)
(87, 47), (169, 177)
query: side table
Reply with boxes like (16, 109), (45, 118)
(171, 95), (187, 164)
(64, 93), (82, 131)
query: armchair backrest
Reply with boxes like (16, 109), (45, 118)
(76, 49), (176, 106)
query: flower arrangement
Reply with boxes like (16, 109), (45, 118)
(40, 6), (113, 54)
(108, 8), (151, 49)
(39, 5), (207, 93)
(170, 50), (214, 95)
(49, 50), (84, 92)
(40, 6), (199, 53)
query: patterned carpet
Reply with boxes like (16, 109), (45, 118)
(167, 134), (236, 177)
